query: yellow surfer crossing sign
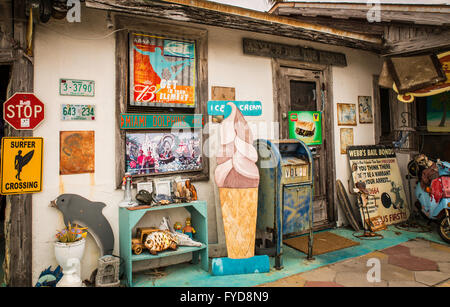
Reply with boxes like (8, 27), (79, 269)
(1, 137), (43, 195)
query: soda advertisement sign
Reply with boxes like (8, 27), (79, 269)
(130, 32), (196, 108)
(288, 111), (322, 145)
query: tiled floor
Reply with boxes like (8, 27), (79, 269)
(258, 238), (450, 287)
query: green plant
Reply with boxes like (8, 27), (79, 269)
(55, 223), (88, 243)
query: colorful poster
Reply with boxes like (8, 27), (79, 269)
(126, 131), (202, 175)
(288, 111), (322, 145)
(347, 145), (410, 226)
(130, 33), (196, 108)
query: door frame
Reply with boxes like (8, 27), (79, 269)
(272, 59), (338, 227)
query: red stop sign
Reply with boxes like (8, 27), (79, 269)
(3, 93), (45, 130)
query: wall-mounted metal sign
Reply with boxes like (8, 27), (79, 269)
(60, 79), (95, 97)
(243, 38), (347, 67)
(61, 104), (96, 121)
(207, 101), (262, 118)
(3, 93), (45, 130)
(1, 137), (43, 195)
(120, 113), (203, 129)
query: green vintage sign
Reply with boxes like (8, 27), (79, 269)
(288, 111), (323, 145)
(120, 113), (203, 129)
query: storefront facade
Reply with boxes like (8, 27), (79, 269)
(1, 0), (447, 286)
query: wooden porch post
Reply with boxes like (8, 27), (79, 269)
(3, 0), (34, 287)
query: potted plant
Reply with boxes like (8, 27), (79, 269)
(54, 223), (88, 287)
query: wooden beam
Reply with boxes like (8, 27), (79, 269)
(85, 0), (383, 52)
(276, 7), (450, 26)
(383, 30), (450, 56)
(4, 0), (33, 287)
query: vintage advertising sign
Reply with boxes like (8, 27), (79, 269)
(3, 93), (45, 130)
(130, 32), (196, 108)
(59, 79), (95, 97)
(394, 51), (450, 103)
(288, 111), (322, 145)
(120, 114), (203, 129)
(207, 101), (262, 118)
(347, 145), (409, 226)
(61, 104), (95, 121)
(1, 137), (43, 195)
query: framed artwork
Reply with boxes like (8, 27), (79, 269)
(340, 128), (354, 154)
(337, 103), (357, 126)
(130, 32), (196, 108)
(125, 131), (202, 176)
(60, 131), (95, 175)
(358, 96), (373, 124)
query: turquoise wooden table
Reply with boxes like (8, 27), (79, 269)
(119, 201), (209, 287)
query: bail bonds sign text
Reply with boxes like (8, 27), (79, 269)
(1, 137), (43, 195)
(347, 145), (409, 226)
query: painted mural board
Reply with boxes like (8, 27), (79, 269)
(427, 92), (450, 132)
(288, 111), (322, 145)
(347, 145), (409, 226)
(130, 32), (196, 108)
(59, 79), (95, 97)
(1, 137), (43, 195)
(61, 104), (96, 121)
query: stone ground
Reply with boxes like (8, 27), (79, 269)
(258, 238), (450, 287)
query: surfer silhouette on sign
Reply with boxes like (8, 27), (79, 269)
(15, 150), (34, 181)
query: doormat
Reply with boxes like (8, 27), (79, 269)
(284, 232), (360, 256)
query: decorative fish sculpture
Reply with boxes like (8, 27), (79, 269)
(144, 230), (178, 255)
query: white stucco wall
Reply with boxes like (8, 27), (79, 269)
(30, 6), (382, 283)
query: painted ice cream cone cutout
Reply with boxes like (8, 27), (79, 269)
(214, 102), (260, 259)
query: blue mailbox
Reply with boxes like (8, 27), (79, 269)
(255, 139), (314, 269)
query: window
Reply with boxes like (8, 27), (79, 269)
(114, 16), (208, 187)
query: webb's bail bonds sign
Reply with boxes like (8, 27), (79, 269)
(347, 145), (409, 225)
(1, 137), (43, 195)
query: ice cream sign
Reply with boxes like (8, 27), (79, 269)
(207, 101), (262, 118)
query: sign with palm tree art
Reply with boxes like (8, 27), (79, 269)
(427, 92), (450, 132)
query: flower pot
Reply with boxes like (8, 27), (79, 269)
(54, 238), (86, 287)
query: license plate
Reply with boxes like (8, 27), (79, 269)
(60, 79), (95, 96)
(61, 104), (95, 121)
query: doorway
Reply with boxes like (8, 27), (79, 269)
(274, 63), (336, 230)
(0, 65), (11, 286)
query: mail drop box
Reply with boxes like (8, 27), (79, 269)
(254, 139), (313, 269)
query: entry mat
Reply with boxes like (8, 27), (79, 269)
(284, 231), (360, 256)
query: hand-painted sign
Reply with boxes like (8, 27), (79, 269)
(394, 51), (450, 103)
(288, 111), (322, 145)
(130, 32), (196, 108)
(347, 145), (409, 226)
(59, 79), (95, 97)
(207, 101), (262, 118)
(3, 93), (45, 130)
(120, 113), (203, 129)
(61, 104), (96, 121)
(1, 137), (43, 195)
